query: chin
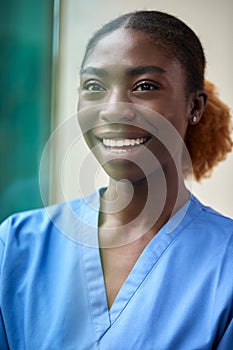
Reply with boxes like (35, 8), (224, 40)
(102, 160), (145, 183)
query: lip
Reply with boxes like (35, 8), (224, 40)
(96, 135), (152, 158)
(92, 124), (151, 138)
(94, 131), (151, 139)
(89, 126), (153, 158)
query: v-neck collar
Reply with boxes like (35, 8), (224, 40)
(80, 189), (202, 341)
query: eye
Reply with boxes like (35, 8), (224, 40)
(82, 80), (105, 92)
(133, 80), (160, 91)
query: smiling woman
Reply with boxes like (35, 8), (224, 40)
(78, 27), (194, 190)
(0, 10), (233, 350)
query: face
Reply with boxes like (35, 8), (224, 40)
(78, 28), (193, 183)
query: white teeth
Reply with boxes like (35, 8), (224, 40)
(124, 139), (131, 146)
(116, 140), (124, 146)
(103, 137), (147, 147)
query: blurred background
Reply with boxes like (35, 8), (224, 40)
(0, 0), (232, 222)
(0, 0), (54, 221)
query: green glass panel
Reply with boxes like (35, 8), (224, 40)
(0, 0), (54, 221)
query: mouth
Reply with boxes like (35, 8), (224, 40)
(101, 136), (150, 153)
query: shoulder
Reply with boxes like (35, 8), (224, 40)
(190, 195), (233, 235)
(0, 190), (99, 241)
(0, 191), (101, 292)
(183, 195), (233, 261)
(0, 190), (100, 267)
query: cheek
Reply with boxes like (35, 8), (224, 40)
(78, 109), (99, 152)
(78, 107), (100, 136)
(83, 132), (96, 150)
(168, 114), (188, 140)
(142, 94), (189, 138)
(160, 104), (189, 140)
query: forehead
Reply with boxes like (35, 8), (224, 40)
(83, 28), (182, 74)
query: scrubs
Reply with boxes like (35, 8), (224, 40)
(0, 190), (233, 349)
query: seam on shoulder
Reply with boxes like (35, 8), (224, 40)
(192, 196), (233, 222)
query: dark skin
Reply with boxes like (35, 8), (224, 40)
(78, 28), (207, 309)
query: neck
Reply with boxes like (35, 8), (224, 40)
(99, 162), (190, 247)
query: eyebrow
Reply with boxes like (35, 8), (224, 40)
(80, 67), (107, 77)
(125, 65), (166, 75)
(80, 65), (166, 77)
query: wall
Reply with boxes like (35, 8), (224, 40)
(53, 0), (233, 217)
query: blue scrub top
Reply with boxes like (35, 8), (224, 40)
(0, 190), (233, 349)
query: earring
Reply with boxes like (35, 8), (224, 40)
(192, 115), (198, 123)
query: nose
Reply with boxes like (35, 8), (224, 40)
(99, 84), (136, 123)
(99, 103), (136, 123)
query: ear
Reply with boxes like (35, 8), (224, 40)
(188, 90), (208, 125)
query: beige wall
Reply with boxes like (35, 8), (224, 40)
(52, 0), (233, 217)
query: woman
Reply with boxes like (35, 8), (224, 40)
(0, 11), (232, 350)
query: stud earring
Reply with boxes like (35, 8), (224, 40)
(192, 115), (198, 123)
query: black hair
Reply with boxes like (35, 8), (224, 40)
(82, 11), (206, 94)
